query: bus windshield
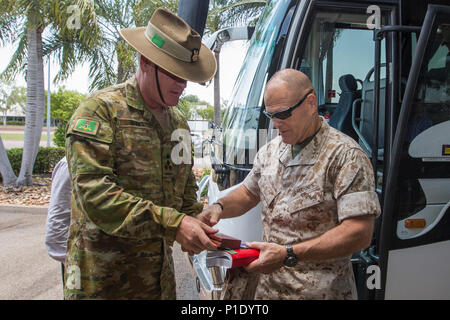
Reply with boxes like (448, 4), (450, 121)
(219, 0), (291, 166)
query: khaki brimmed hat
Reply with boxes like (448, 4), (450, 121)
(119, 8), (216, 83)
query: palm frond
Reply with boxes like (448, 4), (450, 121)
(0, 32), (28, 81)
(217, 0), (266, 13)
(216, 0), (266, 28)
(206, 0), (266, 33)
(0, 0), (25, 46)
(87, 43), (117, 91)
(133, 0), (178, 26)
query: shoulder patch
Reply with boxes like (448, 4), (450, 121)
(73, 119), (99, 135)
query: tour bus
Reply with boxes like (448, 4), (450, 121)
(189, 0), (450, 300)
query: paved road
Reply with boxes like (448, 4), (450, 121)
(0, 209), (198, 300)
(0, 211), (60, 299)
(0, 127), (57, 149)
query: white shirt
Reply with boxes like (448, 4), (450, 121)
(45, 157), (71, 263)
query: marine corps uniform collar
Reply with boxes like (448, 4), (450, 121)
(279, 117), (329, 167)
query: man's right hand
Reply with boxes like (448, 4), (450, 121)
(196, 203), (223, 227)
(176, 215), (218, 254)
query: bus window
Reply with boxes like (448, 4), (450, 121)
(295, 7), (388, 172)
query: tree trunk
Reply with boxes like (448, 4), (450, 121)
(213, 50), (221, 126)
(16, 24), (45, 186)
(0, 137), (17, 185)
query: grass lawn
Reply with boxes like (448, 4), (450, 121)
(0, 133), (54, 141)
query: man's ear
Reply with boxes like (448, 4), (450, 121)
(306, 93), (317, 112)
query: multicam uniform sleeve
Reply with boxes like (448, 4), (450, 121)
(180, 168), (204, 217)
(332, 148), (381, 223)
(65, 99), (185, 244)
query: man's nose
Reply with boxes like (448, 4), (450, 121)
(272, 118), (282, 129)
(176, 79), (187, 89)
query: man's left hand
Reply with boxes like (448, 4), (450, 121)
(244, 242), (287, 274)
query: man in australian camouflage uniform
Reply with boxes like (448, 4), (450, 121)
(199, 69), (381, 299)
(64, 8), (218, 299)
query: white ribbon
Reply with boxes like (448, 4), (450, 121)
(145, 22), (197, 63)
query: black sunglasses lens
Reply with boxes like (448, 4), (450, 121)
(274, 110), (291, 120)
(264, 110), (291, 120)
(263, 89), (312, 120)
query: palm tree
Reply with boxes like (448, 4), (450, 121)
(208, 0), (266, 31)
(0, 0), (100, 186)
(0, 139), (16, 185)
(205, 0), (266, 126)
(0, 83), (26, 185)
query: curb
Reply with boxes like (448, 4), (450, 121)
(0, 204), (48, 215)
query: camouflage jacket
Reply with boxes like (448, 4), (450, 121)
(64, 77), (202, 299)
(242, 118), (381, 300)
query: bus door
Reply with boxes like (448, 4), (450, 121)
(282, 0), (395, 299)
(378, 4), (450, 299)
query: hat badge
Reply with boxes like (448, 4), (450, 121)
(191, 49), (199, 62)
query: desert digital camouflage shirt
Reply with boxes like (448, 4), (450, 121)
(64, 77), (202, 299)
(243, 118), (381, 300)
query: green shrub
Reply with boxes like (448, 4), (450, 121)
(200, 169), (211, 197)
(7, 147), (66, 174)
(53, 126), (66, 148)
(6, 120), (25, 125)
(202, 168), (211, 180)
(34, 147), (66, 173)
(6, 148), (23, 176)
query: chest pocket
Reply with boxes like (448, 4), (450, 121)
(259, 176), (281, 209)
(115, 119), (161, 179)
(288, 184), (324, 213)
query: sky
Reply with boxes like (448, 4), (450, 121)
(0, 39), (249, 106)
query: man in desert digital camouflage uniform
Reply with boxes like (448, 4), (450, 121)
(199, 69), (381, 299)
(64, 8), (218, 299)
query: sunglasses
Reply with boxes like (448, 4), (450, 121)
(157, 65), (186, 83)
(145, 59), (186, 83)
(263, 89), (314, 120)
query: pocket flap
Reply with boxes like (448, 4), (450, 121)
(288, 184), (323, 213)
(259, 177), (280, 207)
